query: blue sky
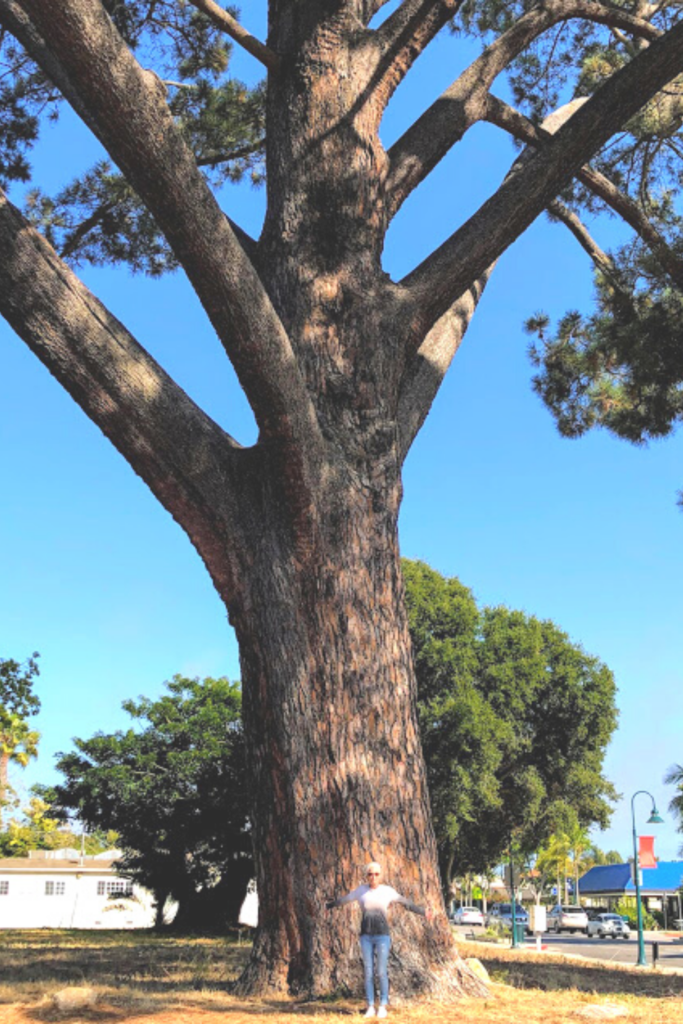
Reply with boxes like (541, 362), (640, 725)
(1, 4), (682, 862)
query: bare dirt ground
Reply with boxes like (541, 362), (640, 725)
(0, 931), (681, 1024)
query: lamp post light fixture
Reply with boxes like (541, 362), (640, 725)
(631, 790), (664, 968)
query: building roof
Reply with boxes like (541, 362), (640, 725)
(0, 857), (120, 874)
(579, 861), (683, 896)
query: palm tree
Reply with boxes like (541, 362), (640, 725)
(0, 712), (40, 826)
(665, 763), (683, 854)
(566, 824), (592, 904)
(538, 832), (573, 904)
(521, 848), (555, 907)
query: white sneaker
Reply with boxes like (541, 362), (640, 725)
(363, 1009), (376, 1018)
(377, 1008), (387, 1019)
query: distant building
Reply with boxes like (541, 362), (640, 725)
(0, 848), (161, 928)
(578, 861), (683, 928)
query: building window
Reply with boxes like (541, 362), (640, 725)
(0, 881), (8, 895)
(97, 879), (133, 897)
(45, 881), (66, 896)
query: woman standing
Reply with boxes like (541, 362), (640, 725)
(326, 861), (434, 1017)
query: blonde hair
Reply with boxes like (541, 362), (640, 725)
(365, 861), (382, 876)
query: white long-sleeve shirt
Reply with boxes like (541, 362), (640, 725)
(332, 883), (425, 935)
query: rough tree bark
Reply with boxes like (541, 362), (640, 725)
(2, 0), (683, 1000)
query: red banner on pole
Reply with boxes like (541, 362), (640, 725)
(639, 835), (656, 869)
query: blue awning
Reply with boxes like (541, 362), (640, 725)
(579, 861), (683, 896)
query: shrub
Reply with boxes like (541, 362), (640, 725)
(613, 898), (658, 931)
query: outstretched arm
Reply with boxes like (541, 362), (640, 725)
(392, 893), (434, 920)
(326, 886), (364, 909)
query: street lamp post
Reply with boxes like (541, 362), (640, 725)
(509, 848), (521, 949)
(630, 790), (664, 968)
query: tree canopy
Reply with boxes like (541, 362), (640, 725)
(0, 653), (41, 822)
(405, 560), (618, 883)
(51, 675), (252, 929)
(0, 652), (40, 720)
(2, 3), (683, 460)
(0, 793), (115, 858)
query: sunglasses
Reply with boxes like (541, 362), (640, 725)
(367, 872), (380, 876)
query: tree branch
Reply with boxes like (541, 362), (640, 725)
(368, 0), (462, 114)
(59, 201), (115, 261)
(19, 0), (321, 456)
(547, 199), (623, 286)
(385, 0), (661, 219)
(184, 0), (280, 72)
(486, 94), (683, 292)
(0, 186), (246, 603)
(196, 139), (265, 169)
(396, 269), (494, 461)
(366, 0), (394, 19)
(400, 19), (683, 340)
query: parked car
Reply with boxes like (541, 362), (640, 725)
(586, 906), (609, 921)
(485, 903), (530, 931)
(451, 905), (485, 926)
(586, 913), (631, 940)
(546, 904), (589, 933)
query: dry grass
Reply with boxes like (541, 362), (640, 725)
(0, 931), (681, 1024)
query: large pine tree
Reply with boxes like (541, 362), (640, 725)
(1, 0), (683, 999)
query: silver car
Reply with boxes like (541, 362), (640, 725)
(451, 905), (485, 926)
(586, 913), (631, 940)
(485, 902), (529, 931)
(546, 904), (589, 933)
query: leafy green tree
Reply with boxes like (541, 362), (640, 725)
(1, 0), (683, 997)
(0, 794), (114, 857)
(0, 713), (39, 824)
(405, 560), (618, 887)
(0, 796), (61, 856)
(0, 652), (40, 719)
(52, 675), (252, 930)
(585, 844), (624, 867)
(0, 652), (42, 822)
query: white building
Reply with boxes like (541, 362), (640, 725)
(0, 848), (159, 928)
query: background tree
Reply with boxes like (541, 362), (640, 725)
(589, 846), (624, 866)
(1, 0), (683, 998)
(664, 763), (683, 854)
(565, 821), (592, 904)
(0, 793), (114, 857)
(523, 835), (623, 907)
(51, 675), (252, 931)
(405, 560), (618, 888)
(0, 653), (40, 719)
(520, 844), (557, 908)
(0, 652), (41, 821)
(0, 712), (39, 825)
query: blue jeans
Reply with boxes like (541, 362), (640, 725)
(360, 934), (391, 1006)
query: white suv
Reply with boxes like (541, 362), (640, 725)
(546, 904), (589, 933)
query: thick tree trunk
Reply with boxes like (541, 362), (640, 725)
(215, 453), (484, 997)
(169, 860), (254, 932)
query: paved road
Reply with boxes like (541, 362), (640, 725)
(454, 925), (683, 968)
